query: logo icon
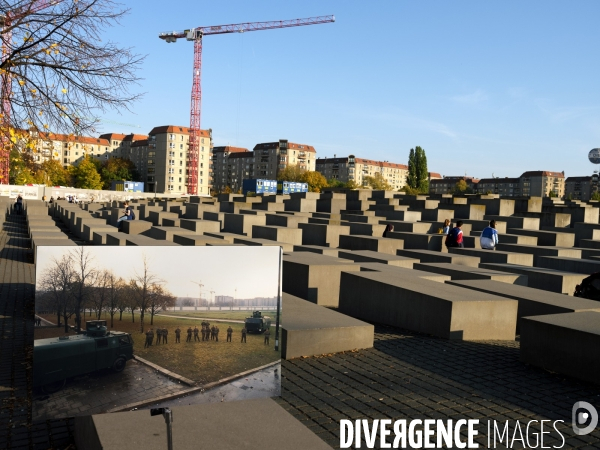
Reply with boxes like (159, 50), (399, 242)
(572, 401), (598, 436)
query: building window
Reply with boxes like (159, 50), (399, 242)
(169, 143), (175, 149)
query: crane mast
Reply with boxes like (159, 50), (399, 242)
(159, 15), (335, 195)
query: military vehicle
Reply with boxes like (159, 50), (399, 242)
(33, 320), (134, 394)
(244, 311), (272, 333)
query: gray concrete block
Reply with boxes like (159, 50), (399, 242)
(386, 232), (446, 252)
(233, 237), (294, 252)
(338, 270), (517, 340)
(338, 235), (404, 255)
(448, 248), (534, 266)
(414, 262), (528, 285)
(291, 245), (340, 258)
(265, 213), (309, 228)
(479, 263), (587, 295)
(282, 252), (361, 307)
(282, 293), (374, 359)
(223, 213), (266, 235)
(172, 234), (224, 246)
(520, 311), (600, 385)
(337, 250), (417, 268)
(147, 211), (179, 226)
(122, 220), (153, 235)
(357, 262), (451, 283)
(395, 249), (480, 267)
(179, 219), (221, 234)
(142, 226), (196, 241)
(125, 235), (180, 246)
(252, 225), (302, 245)
(495, 243), (581, 265)
(298, 223), (349, 248)
(74, 398), (332, 450)
(537, 256), (600, 275)
(105, 233), (127, 246)
(445, 279), (600, 333)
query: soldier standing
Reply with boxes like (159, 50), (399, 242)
(211, 325), (216, 341)
(144, 329), (152, 348)
(264, 328), (270, 345)
(186, 326), (192, 342)
(193, 326), (200, 342)
(201, 324), (206, 341)
(175, 327), (181, 343)
(162, 328), (168, 344)
(155, 328), (162, 346)
(149, 328), (155, 347)
(241, 326), (247, 343)
(215, 326), (220, 342)
(226, 326), (233, 342)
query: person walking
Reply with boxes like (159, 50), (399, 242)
(264, 328), (270, 345)
(445, 221), (464, 249)
(480, 220), (499, 250)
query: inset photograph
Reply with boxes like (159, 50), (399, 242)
(33, 245), (282, 421)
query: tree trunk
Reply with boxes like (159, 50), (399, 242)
(131, 310), (135, 322)
(119, 310), (123, 321)
(150, 311), (154, 325)
(139, 310), (145, 334)
(110, 312), (115, 328)
(63, 313), (69, 333)
(57, 310), (61, 326)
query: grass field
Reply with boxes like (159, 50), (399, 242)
(36, 313), (280, 384)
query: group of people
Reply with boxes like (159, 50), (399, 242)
(442, 219), (499, 250)
(143, 323), (272, 348)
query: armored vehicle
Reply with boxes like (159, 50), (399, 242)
(244, 311), (272, 333)
(33, 320), (134, 393)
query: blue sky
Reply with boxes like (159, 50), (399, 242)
(97, 1), (600, 178)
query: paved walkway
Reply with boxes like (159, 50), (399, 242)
(274, 327), (600, 449)
(0, 210), (75, 450)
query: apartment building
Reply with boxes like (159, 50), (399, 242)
(477, 177), (522, 196)
(315, 155), (409, 190)
(564, 175), (598, 201)
(34, 132), (111, 168)
(211, 140), (316, 193)
(429, 176), (480, 194)
(520, 171), (565, 197)
(145, 125), (212, 194)
(212, 146), (251, 192)
(100, 133), (148, 160)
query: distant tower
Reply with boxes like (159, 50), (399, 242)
(589, 148), (600, 164)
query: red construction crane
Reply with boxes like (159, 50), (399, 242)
(159, 15), (335, 195)
(0, 0), (58, 184)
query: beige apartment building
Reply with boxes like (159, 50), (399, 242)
(520, 171), (565, 197)
(315, 155), (409, 190)
(212, 140), (316, 193)
(145, 125), (212, 195)
(35, 132), (111, 168)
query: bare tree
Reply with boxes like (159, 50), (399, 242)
(38, 252), (75, 332)
(105, 271), (122, 328)
(70, 247), (97, 333)
(90, 269), (109, 319)
(0, 1), (144, 144)
(130, 255), (162, 334)
(147, 283), (175, 326)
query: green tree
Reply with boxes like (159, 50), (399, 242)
(277, 165), (306, 182)
(415, 146), (429, 193)
(100, 157), (140, 189)
(70, 155), (102, 189)
(327, 178), (345, 188)
(452, 179), (472, 194)
(364, 173), (393, 190)
(591, 192), (600, 201)
(40, 159), (71, 186)
(301, 171), (328, 193)
(406, 148), (417, 189)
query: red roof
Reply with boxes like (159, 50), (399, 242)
(149, 126), (210, 137)
(131, 139), (149, 148)
(428, 172), (442, 179)
(122, 133), (148, 142)
(99, 133), (127, 140)
(39, 132), (110, 146)
(355, 158), (408, 170)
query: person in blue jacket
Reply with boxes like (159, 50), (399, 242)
(480, 220), (499, 250)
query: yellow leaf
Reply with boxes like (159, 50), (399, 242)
(61, 88), (67, 94)
(43, 124), (49, 129)
(18, 80), (24, 86)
